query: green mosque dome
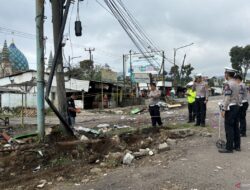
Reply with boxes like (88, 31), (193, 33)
(8, 42), (29, 72)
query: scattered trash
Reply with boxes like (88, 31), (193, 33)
(14, 132), (38, 140)
(1, 132), (14, 144)
(37, 180), (47, 188)
(47, 182), (53, 185)
(45, 127), (53, 135)
(3, 144), (11, 148)
(56, 176), (64, 182)
(113, 125), (130, 129)
(74, 183), (81, 186)
(131, 108), (144, 114)
(216, 166), (223, 170)
(120, 116), (126, 120)
(149, 150), (154, 156)
(38, 150), (43, 157)
(166, 104), (182, 109)
(180, 158), (188, 161)
(81, 178), (90, 184)
(114, 110), (123, 114)
(33, 165), (41, 172)
(103, 173), (108, 176)
(123, 153), (134, 165)
(96, 124), (110, 128)
(164, 111), (174, 115)
(74, 126), (100, 135)
(158, 143), (170, 152)
(200, 132), (212, 137)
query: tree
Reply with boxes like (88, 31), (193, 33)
(170, 63), (194, 86)
(229, 45), (250, 81)
(180, 64), (194, 86)
(66, 60), (102, 81)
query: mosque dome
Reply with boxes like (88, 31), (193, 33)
(8, 42), (29, 72)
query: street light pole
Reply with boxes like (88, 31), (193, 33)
(173, 43), (194, 87)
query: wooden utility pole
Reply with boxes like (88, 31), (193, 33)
(85, 48), (95, 61)
(51, 0), (69, 133)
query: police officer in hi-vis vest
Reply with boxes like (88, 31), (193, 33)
(193, 74), (209, 127)
(234, 74), (249, 137)
(186, 81), (196, 123)
(219, 67), (240, 153)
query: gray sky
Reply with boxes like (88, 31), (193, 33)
(1, 0), (250, 76)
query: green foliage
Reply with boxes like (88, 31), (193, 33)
(229, 45), (250, 81)
(170, 63), (194, 86)
(66, 60), (102, 81)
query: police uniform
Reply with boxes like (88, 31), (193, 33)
(193, 74), (208, 126)
(186, 82), (196, 123)
(148, 88), (163, 127)
(239, 82), (249, 136)
(221, 68), (240, 152)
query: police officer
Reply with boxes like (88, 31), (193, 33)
(219, 67), (240, 153)
(186, 82), (196, 123)
(148, 83), (163, 127)
(193, 74), (209, 127)
(234, 74), (249, 137)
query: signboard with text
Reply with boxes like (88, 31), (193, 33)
(124, 51), (163, 76)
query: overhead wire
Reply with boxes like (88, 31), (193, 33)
(103, 0), (161, 72)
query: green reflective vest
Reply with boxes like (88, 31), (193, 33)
(187, 89), (196, 104)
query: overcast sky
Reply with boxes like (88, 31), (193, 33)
(1, 0), (250, 77)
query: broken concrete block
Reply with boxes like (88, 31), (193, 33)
(158, 143), (170, 152)
(200, 132), (212, 137)
(169, 129), (195, 138)
(90, 167), (102, 174)
(133, 149), (149, 158)
(80, 135), (89, 141)
(166, 138), (177, 146)
(107, 152), (123, 162)
(123, 153), (134, 165)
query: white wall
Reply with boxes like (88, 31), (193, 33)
(1, 93), (50, 108)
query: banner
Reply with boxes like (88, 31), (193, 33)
(124, 51), (163, 75)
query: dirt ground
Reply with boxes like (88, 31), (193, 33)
(1, 96), (250, 190)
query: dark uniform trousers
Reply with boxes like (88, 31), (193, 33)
(195, 97), (206, 125)
(188, 102), (196, 122)
(149, 105), (162, 127)
(225, 105), (240, 150)
(239, 102), (249, 135)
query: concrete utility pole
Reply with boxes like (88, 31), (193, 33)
(129, 50), (133, 90)
(36, 0), (45, 140)
(51, 0), (69, 133)
(173, 43), (194, 87)
(85, 48), (95, 61)
(162, 51), (165, 96)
